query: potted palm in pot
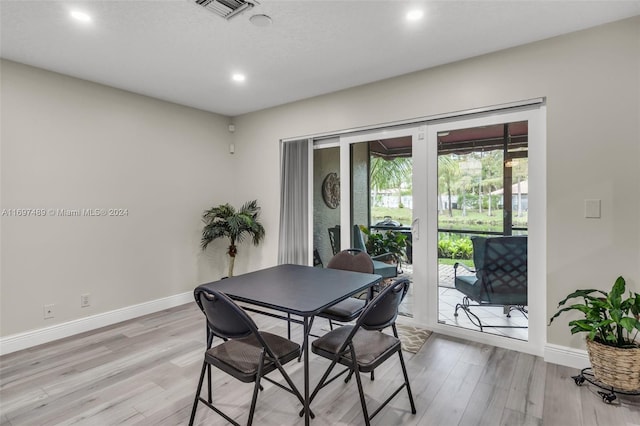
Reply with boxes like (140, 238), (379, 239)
(549, 276), (640, 391)
(201, 200), (265, 277)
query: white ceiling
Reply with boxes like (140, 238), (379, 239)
(2, 1), (639, 117)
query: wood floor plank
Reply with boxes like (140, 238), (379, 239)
(500, 407), (542, 426)
(2, 302), (639, 425)
(458, 382), (509, 426)
(504, 352), (545, 421)
(420, 360), (484, 425)
(542, 363), (586, 426)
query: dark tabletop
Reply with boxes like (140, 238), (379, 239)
(195, 264), (381, 317)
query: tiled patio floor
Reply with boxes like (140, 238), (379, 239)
(398, 263), (529, 341)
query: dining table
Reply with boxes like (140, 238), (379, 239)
(194, 263), (382, 425)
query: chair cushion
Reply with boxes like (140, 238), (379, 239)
(320, 297), (366, 322)
(205, 331), (300, 383)
(454, 274), (482, 301)
(373, 260), (397, 279)
(311, 325), (401, 373)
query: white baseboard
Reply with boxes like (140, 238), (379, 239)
(544, 343), (590, 370)
(0, 291), (193, 356)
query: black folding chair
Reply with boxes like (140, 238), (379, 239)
(306, 278), (416, 425)
(299, 249), (374, 361)
(318, 249), (375, 327)
(190, 287), (305, 426)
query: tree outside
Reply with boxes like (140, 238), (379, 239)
(369, 151), (528, 262)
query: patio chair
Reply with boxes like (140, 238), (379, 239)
(190, 287), (305, 426)
(327, 225), (398, 279)
(453, 235), (528, 331)
(306, 277), (416, 425)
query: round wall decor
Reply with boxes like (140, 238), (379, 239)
(322, 172), (340, 209)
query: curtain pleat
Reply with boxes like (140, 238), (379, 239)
(277, 140), (309, 265)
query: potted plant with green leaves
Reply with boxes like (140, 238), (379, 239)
(360, 225), (407, 267)
(549, 276), (640, 391)
(201, 200), (265, 277)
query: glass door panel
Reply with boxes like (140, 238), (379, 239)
(434, 120), (530, 341)
(341, 127), (423, 319)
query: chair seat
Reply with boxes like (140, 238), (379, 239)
(311, 325), (401, 373)
(373, 260), (397, 279)
(206, 331), (300, 383)
(320, 297), (366, 322)
(454, 274), (482, 300)
(455, 273), (527, 306)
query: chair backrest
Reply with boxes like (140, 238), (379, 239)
(194, 287), (259, 340)
(470, 236), (487, 272)
(476, 236), (528, 303)
(359, 278), (410, 331)
(352, 225), (367, 252)
(326, 249), (374, 274)
(328, 225), (341, 255)
(313, 249), (323, 267)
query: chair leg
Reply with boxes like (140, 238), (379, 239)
(345, 366), (355, 383)
(189, 361), (208, 426)
(504, 305), (511, 317)
(346, 366), (373, 382)
(351, 349), (371, 426)
(454, 302), (484, 331)
(274, 358), (312, 418)
(304, 357), (341, 414)
(247, 356), (265, 426)
(397, 349), (416, 414)
(207, 365), (212, 403)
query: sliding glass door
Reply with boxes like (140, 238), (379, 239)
(302, 101), (545, 355)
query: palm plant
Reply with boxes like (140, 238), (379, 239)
(437, 155), (460, 217)
(201, 200), (265, 277)
(370, 156), (412, 208)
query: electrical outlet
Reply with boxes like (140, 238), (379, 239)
(44, 304), (55, 319)
(81, 293), (91, 308)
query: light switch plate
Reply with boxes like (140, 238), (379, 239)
(585, 199), (601, 218)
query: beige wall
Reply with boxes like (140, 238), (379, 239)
(0, 60), (234, 336)
(231, 16), (640, 350)
(1, 17), (638, 351)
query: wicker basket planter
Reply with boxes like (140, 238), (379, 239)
(587, 339), (640, 391)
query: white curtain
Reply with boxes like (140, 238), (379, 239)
(277, 139), (309, 265)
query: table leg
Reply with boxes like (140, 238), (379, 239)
(304, 316), (310, 426)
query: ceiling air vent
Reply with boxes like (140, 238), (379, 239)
(194, 0), (255, 20)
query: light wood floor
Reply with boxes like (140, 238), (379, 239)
(1, 303), (638, 426)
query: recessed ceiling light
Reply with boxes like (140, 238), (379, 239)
(70, 10), (92, 23)
(232, 73), (246, 83)
(250, 14), (272, 27)
(406, 10), (424, 21)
